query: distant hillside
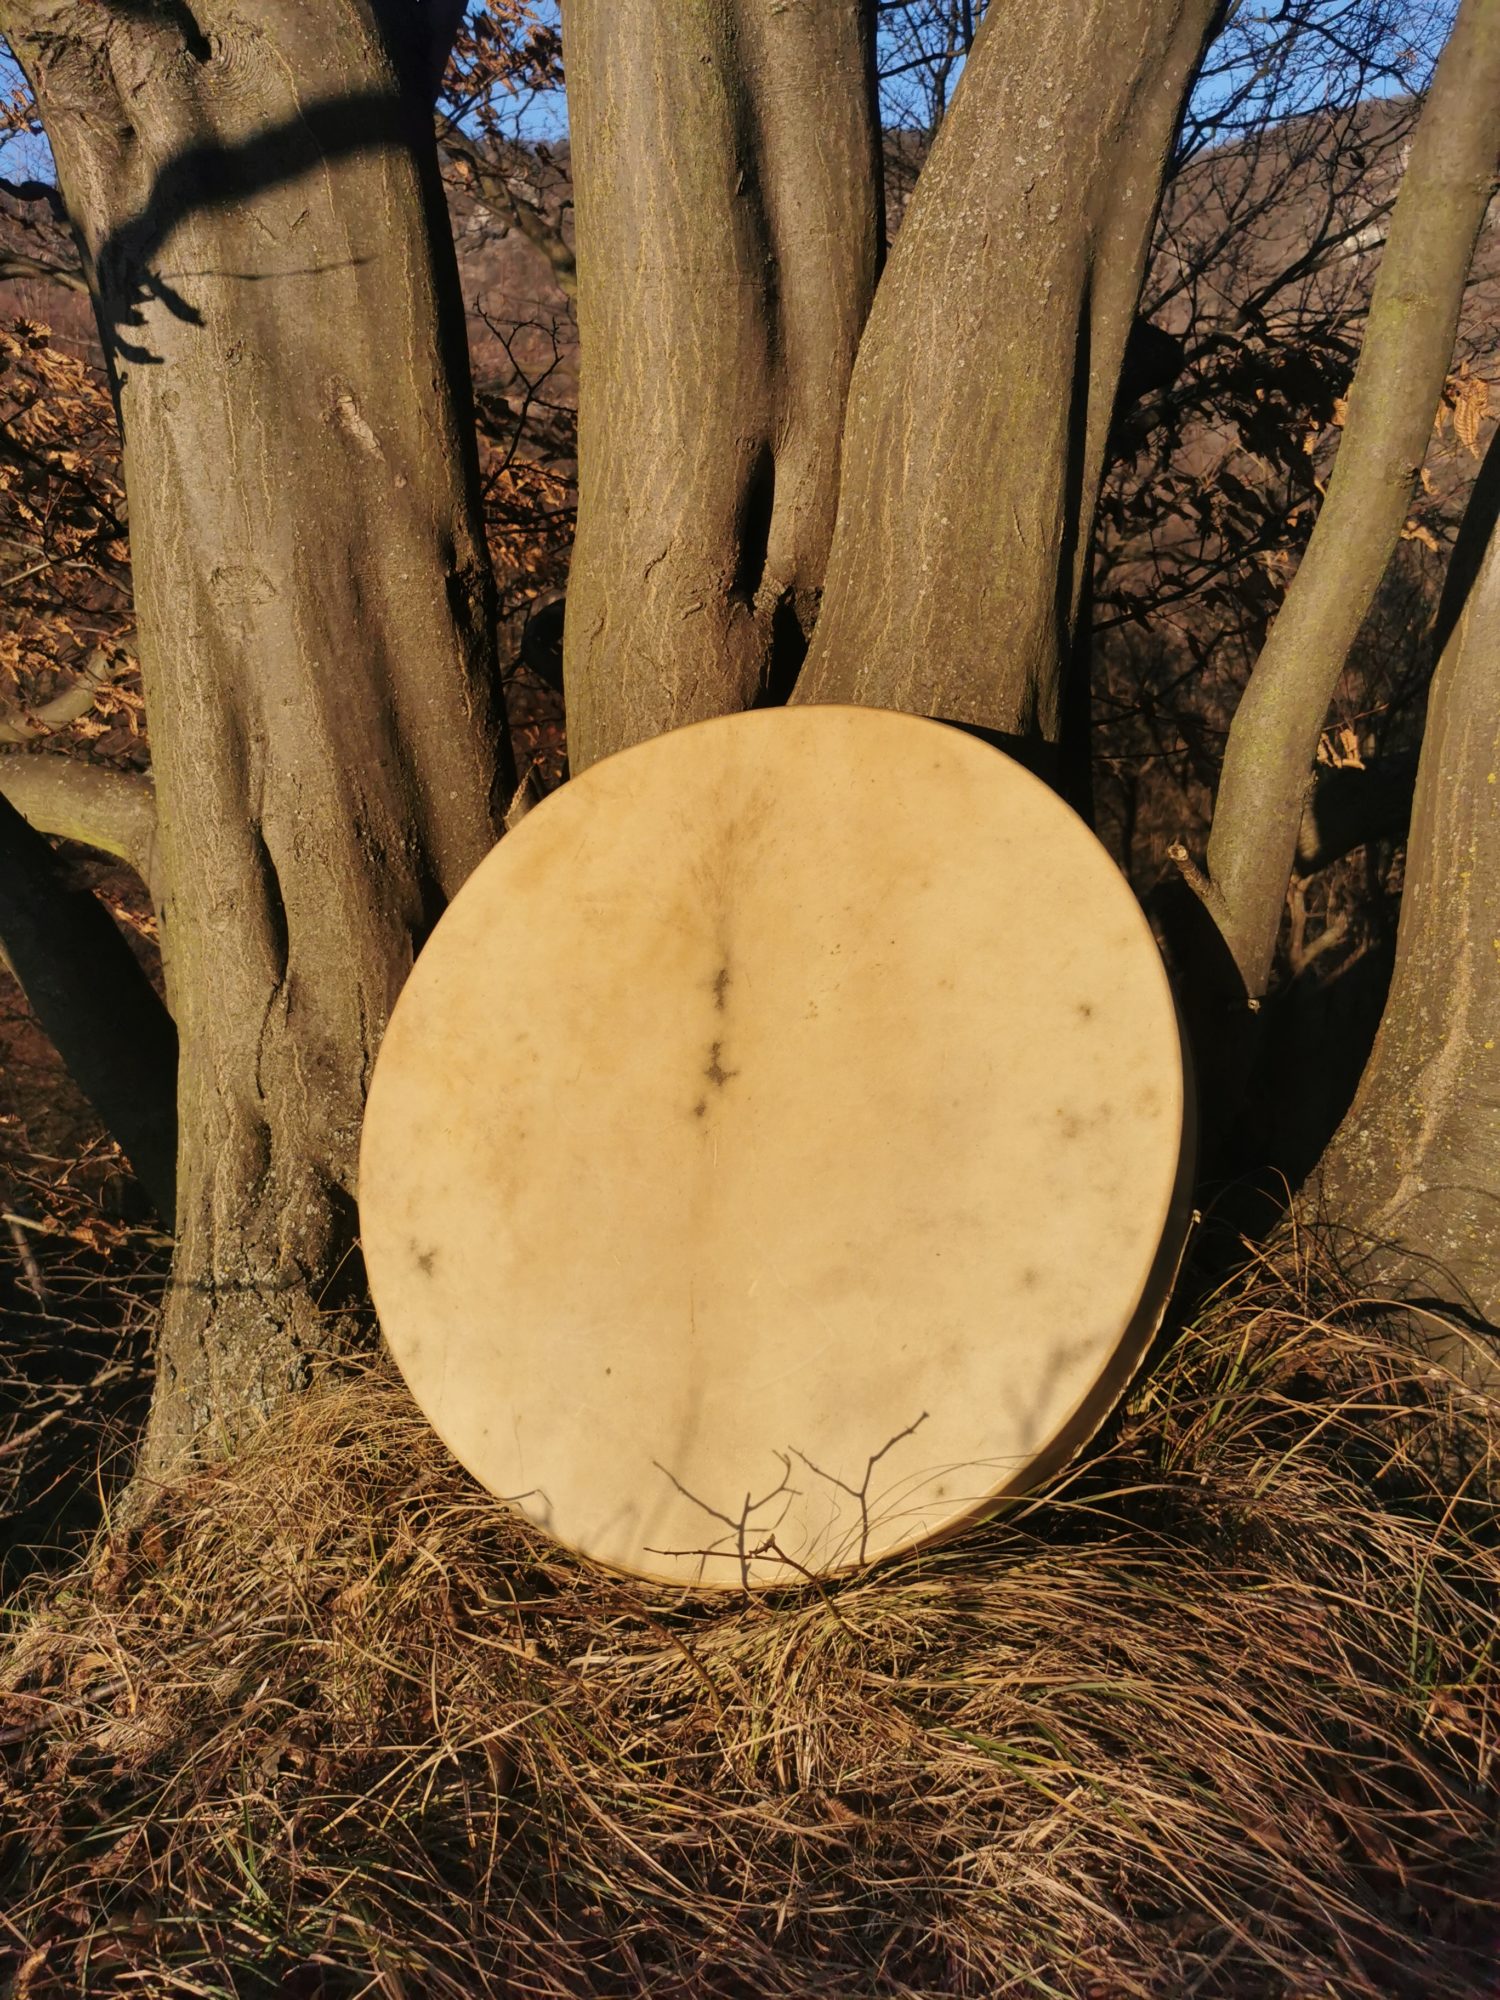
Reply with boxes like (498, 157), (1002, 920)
(5, 100), (1493, 438)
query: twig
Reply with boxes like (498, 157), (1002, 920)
(6, 1212), (50, 1310)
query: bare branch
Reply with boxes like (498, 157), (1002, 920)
(442, 129), (576, 299)
(0, 752), (157, 886)
(0, 649), (128, 743)
(0, 175), (67, 221)
(1202, 0), (1500, 997)
(0, 248), (87, 292)
(1167, 839), (1232, 933)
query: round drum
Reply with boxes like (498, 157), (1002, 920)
(360, 706), (1190, 1587)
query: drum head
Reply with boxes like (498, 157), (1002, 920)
(360, 707), (1190, 1587)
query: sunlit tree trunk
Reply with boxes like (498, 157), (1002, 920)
(1314, 433), (1500, 1376)
(559, 0), (884, 769)
(1200, 0), (1500, 1000)
(9, 0), (1497, 1478)
(2, 0), (508, 1469)
(794, 0), (1219, 771)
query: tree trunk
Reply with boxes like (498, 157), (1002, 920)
(792, 0), (1218, 767)
(1200, 0), (1500, 1000)
(559, 0), (884, 771)
(1313, 428), (1500, 1376)
(3, 0), (508, 1469)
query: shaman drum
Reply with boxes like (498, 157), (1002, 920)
(359, 706), (1191, 1587)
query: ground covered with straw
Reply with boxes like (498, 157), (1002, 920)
(1, 1253), (1497, 1999)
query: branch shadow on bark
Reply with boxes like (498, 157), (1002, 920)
(88, 90), (420, 363)
(3, 7), (514, 1477)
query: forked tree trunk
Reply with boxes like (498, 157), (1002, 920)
(560, 0), (884, 770)
(793, 0), (1219, 766)
(4, 0), (507, 1469)
(1313, 432), (1500, 1373)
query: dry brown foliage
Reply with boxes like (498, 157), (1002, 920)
(1, 1250), (1495, 1998)
(0, 318), (140, 761)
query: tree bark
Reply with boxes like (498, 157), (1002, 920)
(0, 792), (177, 1221)
(3, 0), (508, 1469)
(559, 0), (883, 771)
(1313, 427), (1500, 1374)
(792, 0), (1218, 768)
(0, 753), (157, 892)
(1201, 0), (1500, 1000)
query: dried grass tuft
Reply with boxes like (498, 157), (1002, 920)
(2, 1244), (1497, 1998)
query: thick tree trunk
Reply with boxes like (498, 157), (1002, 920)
(1313, 430), (1500, 1375)
(559, 0), (884, 771)
(792, 0), (1218, 765)
(4, 0), (508, 1468)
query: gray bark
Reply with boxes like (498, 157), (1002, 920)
(1314, 426), (1500, 1375)
(559, 0), (884, 770)
(2, 0), (508, 1468)
(792, 0), (1219, 768)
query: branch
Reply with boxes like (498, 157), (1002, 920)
(0, 648), (127, 743)
(1167, 839), (1232, 932)
(0, 248), (88, 292)
(0, 752), (157, 886)
(0, 175), (67, 221)
(442, 130), (577, 299)
(1201, 0), (1500, 998)
(0, 790), (176, 1222)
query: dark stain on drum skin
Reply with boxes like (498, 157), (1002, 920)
(412, 1241), (437, 1276)
(704, 1040), (737, 1089)
(691, 1044), (737, 1123)
(691, 959), (737, 1119)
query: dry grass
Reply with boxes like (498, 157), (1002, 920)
(1, 1245), (1497, 1999)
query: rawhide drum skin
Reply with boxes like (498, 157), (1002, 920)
(360, 706), (1191, 1587)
